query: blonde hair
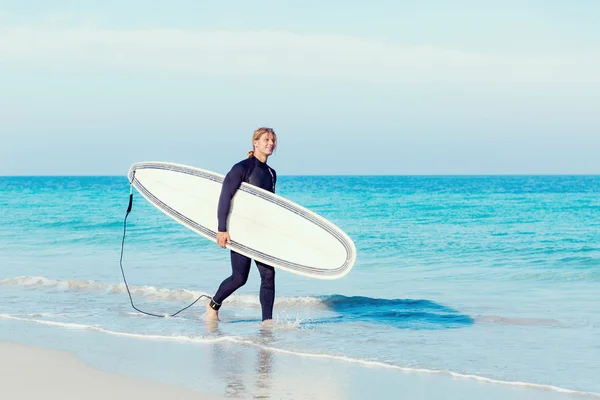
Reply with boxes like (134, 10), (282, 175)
(247, 127), (277, 158)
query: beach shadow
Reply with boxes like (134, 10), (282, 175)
(315, 295), (474, 330)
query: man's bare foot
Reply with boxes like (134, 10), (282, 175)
(205, 302), (219, 321)
(261, 319), (275, 328)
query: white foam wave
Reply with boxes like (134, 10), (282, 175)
(1, 313), (597, 398)
(0, 314), (234, 344)
(11, 313), (67, 318)
(0, 276), (325, 308)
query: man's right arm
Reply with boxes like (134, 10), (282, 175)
(217, 163), (245, 233)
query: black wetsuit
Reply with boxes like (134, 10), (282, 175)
(211, 156), (277, 321)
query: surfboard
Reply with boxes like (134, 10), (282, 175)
(127, 161), (356, 280)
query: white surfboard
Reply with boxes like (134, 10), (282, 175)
(127, 161), (356, 280)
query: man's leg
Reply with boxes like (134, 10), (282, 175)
(256, 261), (275, 321)
(206, 251), (252, 319)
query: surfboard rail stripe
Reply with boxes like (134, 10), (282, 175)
(128, 162), (356, 279)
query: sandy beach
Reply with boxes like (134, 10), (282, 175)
(1, 341), (224, 400)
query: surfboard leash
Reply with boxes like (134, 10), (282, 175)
(119, 177), (212, 318)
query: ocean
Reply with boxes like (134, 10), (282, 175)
(1, 174), (599, 399)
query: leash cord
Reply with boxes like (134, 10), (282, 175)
(119, 178), (211, 318)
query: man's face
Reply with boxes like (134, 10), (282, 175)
(254, 133), (275, 156)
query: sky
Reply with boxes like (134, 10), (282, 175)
(1, 1), (599, 175)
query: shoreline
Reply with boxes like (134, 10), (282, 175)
(1, 324), (595, 400)
(1, 313), (597, 399)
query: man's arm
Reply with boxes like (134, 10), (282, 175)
(217, 163), (245, 232)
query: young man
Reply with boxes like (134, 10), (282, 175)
(206, 127), (278, 322)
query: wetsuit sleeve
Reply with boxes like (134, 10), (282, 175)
(217, 163), (245, 232)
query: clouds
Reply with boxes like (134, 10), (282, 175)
(1, 22), (599, 84)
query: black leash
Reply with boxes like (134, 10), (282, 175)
(119, 176), (211, 318)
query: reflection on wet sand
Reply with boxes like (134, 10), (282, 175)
(207, 322), (274, 399)
(206, 321), (345, 399)
(253, 327), (274, 399)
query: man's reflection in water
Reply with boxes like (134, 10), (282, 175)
(254, 326), (274, 398)
(207, 321), (275, 399)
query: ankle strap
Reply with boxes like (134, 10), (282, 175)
(209, 299), (221, 310)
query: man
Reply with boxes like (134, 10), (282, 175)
(206, 127), (278, 323)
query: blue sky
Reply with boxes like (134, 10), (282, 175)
(1, 1), (599, 175)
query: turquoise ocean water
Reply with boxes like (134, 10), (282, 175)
(1, 175), (599, 398)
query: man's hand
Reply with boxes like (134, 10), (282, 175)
(216, 231), (231, 249)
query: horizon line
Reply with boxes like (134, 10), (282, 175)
(2, 173), (600, 178)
